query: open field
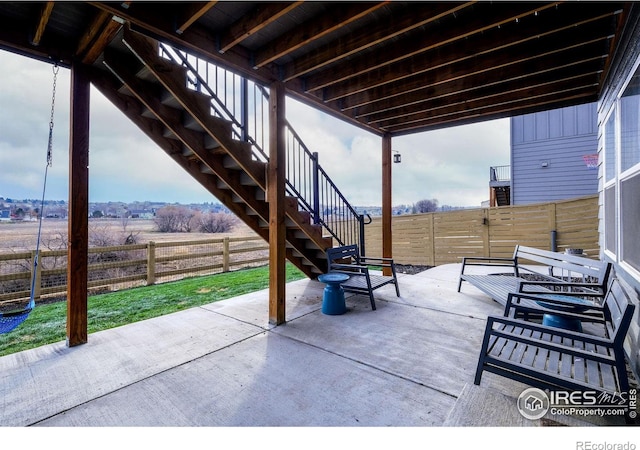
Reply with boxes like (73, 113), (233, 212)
(0, 218), (261, 253)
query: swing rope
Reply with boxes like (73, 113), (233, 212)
(0, 63), (59, 334)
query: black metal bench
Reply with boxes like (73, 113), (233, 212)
(457, 245), (612, 307)
(325, 244), (400, 310)
(474, 278), (636, 423)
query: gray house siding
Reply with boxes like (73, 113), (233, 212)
(510, 102), (599, 205)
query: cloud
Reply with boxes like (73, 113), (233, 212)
(0, 50), (510, 208)
(287, 98), (510, 206)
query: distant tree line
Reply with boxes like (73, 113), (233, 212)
(153, 205), (236, 233)
(412, 198), (439, 213)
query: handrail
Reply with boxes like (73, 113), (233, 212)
(490, 165), (510, 182)
(159, 43), (365, 248)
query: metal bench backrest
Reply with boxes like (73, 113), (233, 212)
(326, 245), (361, 268)
(603, 278), (636, 347)
(514, 245), (612, 285)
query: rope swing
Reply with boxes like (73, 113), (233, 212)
(0, 63), (59, 334)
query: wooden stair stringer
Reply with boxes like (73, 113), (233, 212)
(122, 28), (331, 255)
(90, 69), (322, 277)
(93, 64), (326, 275)
(103, 53), (269, 220)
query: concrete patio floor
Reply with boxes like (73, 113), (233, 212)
(0, 264), (632, 431)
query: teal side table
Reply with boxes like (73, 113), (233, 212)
(318, 273), (350, 315)
(535, 294), (594, 332)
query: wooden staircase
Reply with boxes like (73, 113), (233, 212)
(91, 28), (332, 278)
(494, 186), (510, 206)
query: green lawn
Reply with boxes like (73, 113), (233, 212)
(0, 263), (306, 357)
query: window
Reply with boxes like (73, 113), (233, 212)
(620, 72), (640, 172)
(605, 109), (616, 182)
(604, 57), (640, 279)
(604, 185), (616, 254)
(621, 174), (640, 272)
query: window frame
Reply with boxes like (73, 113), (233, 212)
(605, 55), (640, 280)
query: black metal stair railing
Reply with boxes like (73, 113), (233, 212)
(158, 44), (366, 249)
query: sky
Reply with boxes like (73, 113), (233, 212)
(0, 49), (510, 208)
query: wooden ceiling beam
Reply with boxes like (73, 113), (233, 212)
(282, 1), (474, 81)
(175, 1), (217, 35)
(90, 2), (277, 84)
(303, 2), (558, 93)
(219, 2), (303, 54)
(76, 10), (110, 55)
(386, 88), (598, 135)
(340, 51), (605, 134)
(325, 10), (619, 103)
(374, 73), (600, 128)
(76, 10), (124, 64)
(337, 33), (611, 113)
(82, 18), (123, 64)
(0, 15), (76, 66)
(252, 2), (388, 69)
(362, 62), (603, 124)
(31, 1), (55, 46)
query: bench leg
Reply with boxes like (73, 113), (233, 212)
(457, 262), (466, 292)
(474, 320), (495, 385)
(369, 291), (376, 310)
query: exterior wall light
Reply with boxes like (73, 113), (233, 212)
(393, 151), (401, 164)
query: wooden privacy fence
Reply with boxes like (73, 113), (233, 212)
(364, 195), (600, 266)
(0, 236), (268, 305)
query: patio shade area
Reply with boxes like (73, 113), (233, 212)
(1, 265), (630, 431)
(0, 2), (628, 136)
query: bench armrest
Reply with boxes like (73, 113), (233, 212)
(359, 256), (395, 265)
(329, 263), (369, 273)
(517, 280), (605, 296)
(461, 256), (516, 264)
(487, 315), (613, 348)
(504, 291), (605, 321)
(460, 256), (517, 276)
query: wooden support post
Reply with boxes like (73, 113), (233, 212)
(30, 250), (42, 300)
(382, 133), (392, 276)
(482, 209), (490, 257)
(222, 237), (230, 272)
(147, 241), (156, 285)
(67, 62), (90, 347)
(268, 81), (286, 325)
(548, 202), (557, 250)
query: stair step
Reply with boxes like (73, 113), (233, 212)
(134, 64), (159, 83)
(240, 172), (257, 186)
(117, 84), (135, 98)
(293, 248), (324, 259)
(182, 110), (207, 132)
(182, 146), (195, 158)
(223, 154), (240, 169)
(204, 134), (220, 150)
(159, 89), (182, 109)
(162, 127), (179, 140)
(261, 219), (300, 230)
(141, 107), (156, 119)
(116, 28), (331, 278)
